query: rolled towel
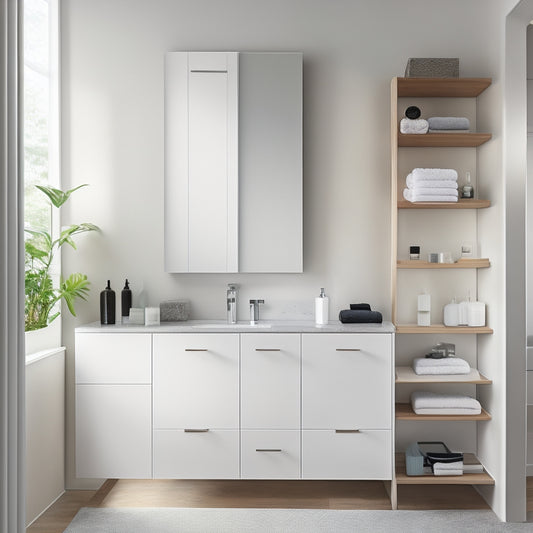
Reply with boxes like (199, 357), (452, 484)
(411, 391), (482, 415)
(428, 117), (470, 130)
(400, 118), (429, 134)
(407, 187), (458, 197)
(411, 168), (458, 181)
(403, 189), (458, 203)
(339, 309), (382, 324)
(406, 174), (458, 190)
(413, 357), (470, 375)
(349, 303), (371, 311)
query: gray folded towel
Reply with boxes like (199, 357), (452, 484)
(427, 117), (470, 130)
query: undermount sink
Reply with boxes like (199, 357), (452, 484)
(191, 322), (272, 329)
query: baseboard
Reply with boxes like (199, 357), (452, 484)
(26, 490), (65, 528)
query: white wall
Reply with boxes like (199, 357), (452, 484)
(60, 0), (508, 498)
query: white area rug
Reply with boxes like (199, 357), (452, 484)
(65, 507), (533, 532)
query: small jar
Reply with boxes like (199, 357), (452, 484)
(410, 246), (420, 260)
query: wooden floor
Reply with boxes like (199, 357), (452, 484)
(28, 477), (533, 532)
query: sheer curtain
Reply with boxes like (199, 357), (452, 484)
(1, 1), (25, 532)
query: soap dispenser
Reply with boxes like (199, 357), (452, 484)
(315, 288), (329, 325)
(121, 279), (132, 320)
(100, 280), (116, 325)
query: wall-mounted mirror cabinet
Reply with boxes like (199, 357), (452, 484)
(164, 51), (303, 273)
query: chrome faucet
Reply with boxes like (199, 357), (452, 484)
(249, 299), (264, 325)
(227, 284), (237, 324)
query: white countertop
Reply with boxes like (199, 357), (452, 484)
(76, 319), (395, 334)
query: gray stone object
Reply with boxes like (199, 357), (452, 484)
(405, 58), (459, 78)
(160, 299), (190, 321)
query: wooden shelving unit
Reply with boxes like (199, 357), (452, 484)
(398, 198), (491, 209)
(395, 324), (493, 335)
(395, 366), (492, 385)
(396, 77), (492, 97)
(398, 132), (492, 147)
(397, 259), (490, 269)
(395, 403), (491, 421)
(395, 453), (494, 485)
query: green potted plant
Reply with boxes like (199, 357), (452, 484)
(25, 184), (99, 332)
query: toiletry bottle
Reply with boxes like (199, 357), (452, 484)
(315, 288), (329, 325)
(100, 280), (116, 325)
(461, 172), (474, 199)
(443, 297), (459, 326)
(227, 284), (237, 324)
(121, 279), (132, 319)
(417, 292), (431, 326)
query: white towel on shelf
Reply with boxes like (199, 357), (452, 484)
(411, 168), (458, 181)
(400, 118), (429, 134)
(411, 391), (482, 415)
(433, 461), (464, 476)
(403, 189), (458, 203)
(407, 187), (458, 197)
(428, 117), (470, 130)
(413, 357), (470, 375)
(406, 174), (458, 190)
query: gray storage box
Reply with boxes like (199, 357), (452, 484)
(405, 443), (424, 476)
(160, 299), (190, 322)
(405, 58), (459, 78)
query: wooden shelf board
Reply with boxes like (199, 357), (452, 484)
(395, 453), (495, 485)
(397, 199), (491, 209)
(395, 403), (491, 421)
(395, 366), (492, 384)
(397, 259), (490, 269)
(395, 324), (493, 335)
(396, 77), (492, 98)
(398, 132), (492, 147)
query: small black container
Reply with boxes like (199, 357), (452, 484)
(121, 279), (132, 318)
(100, 280), (116, 325)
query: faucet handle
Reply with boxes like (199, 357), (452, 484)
(249, 299), (264, 305)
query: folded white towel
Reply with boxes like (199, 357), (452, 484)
(403, 189), (458, 203)
(407, 187), (458, 197)
(400, 118), (429, 134)
(433, 461), (463, 476)
(406, 174), (458, 190)
(411, 391), (481, 415)
(413, 357), (470, 375)
(411, 168), (458, 181)
(428, 117), (470, 130)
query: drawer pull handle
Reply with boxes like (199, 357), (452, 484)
(335, 429), (360, 433)
(185, 349), (208, 352)
(256, 448), (282, 452)
(336, 348), (361, 352)
(184, 429), (210, 433)
(255, 349), (281, 352)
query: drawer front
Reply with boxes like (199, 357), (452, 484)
(76, 384), (152, 478)
(75, 333), (152, 384)
(241, 334), (300, 429)
(302, 429), (391, 480)
(153, 429), (239, 479)
(153, 334), (239, 429)
(241, 430), (300, 479)
(302, 334), (392, 429)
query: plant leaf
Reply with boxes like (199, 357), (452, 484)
(59, 273), (90, 316)
(36, 183), (88, 208)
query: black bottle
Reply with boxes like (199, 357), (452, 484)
(121, 279), (132, 318)
(100, 280), (116, 325)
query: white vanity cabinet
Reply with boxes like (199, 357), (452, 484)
(301, 333), (393, 479)
(75, 324), (394, 484)
(75, 333), (152, 478)
(240, 333), (301, 479)
(152, 333), (240, 479)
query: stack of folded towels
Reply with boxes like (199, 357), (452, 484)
(427, 116), (470, 133)
(403, 168), (458, 203)
(432, 459), (464, 476)
(411, 391), (482, 416)
(413, 356), (470, 375)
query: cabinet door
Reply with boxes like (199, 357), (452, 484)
(302, 429), (391, 479)
(241, 333), (300, 429)
(153, 429), (239, 479)
(153, 334), (239, 429)
(76, 384), (151, 478)
(75, 333), (151, 384)
(302, 334), (392, 430)
(241, 430), (300, 479)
